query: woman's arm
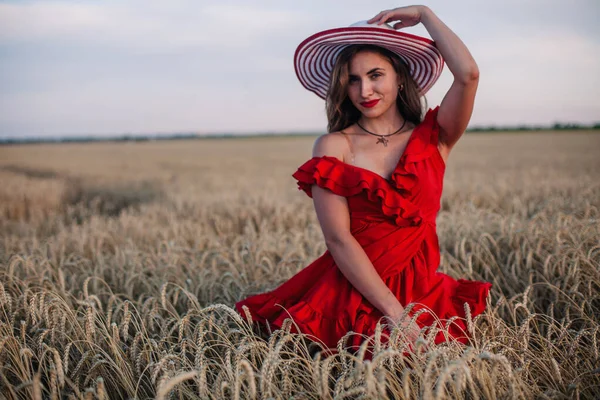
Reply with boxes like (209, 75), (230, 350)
(313, 183), (402, 318)
(368, 6), (480, 159)
(310, 134), (419, 337)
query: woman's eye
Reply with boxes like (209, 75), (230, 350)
(371, 73), (381, 79)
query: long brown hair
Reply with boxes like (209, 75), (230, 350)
(325, 44), (426, 133)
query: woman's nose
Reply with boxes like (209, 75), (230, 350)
(360, 80), (373, 98)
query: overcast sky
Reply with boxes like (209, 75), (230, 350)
(1, 0), (599, 138)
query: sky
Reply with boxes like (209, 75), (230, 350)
(0, 0), (599, 138)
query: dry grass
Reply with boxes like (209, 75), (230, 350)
(0, 131), (599, 399)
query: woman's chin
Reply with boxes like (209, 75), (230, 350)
(360, 108), (384, 118)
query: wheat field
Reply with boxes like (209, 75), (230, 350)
(0, 131), (599, 399)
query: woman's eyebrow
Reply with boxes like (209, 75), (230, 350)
(349, 67), (385, 78)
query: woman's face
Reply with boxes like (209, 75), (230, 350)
(346, 50), (400, 118)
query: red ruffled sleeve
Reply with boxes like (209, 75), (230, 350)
(291, 155), (373, 199)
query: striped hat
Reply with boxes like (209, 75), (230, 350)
(294, 20), (445, 99)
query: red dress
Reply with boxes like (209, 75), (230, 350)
(235, 107), (492, 354)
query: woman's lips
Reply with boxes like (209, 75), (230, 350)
(360, 99), (380, 108)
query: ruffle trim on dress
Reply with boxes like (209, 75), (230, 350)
(236, 275), (493, 352)
(236, 292), (346, 348)
(390, 106), (441, 196)
(292, 155), (422, 227)
(450, 278), (493, 317)
(291, 107), (442, 227)
(235, 291), (385, 350)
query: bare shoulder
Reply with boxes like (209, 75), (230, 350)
(311, 131), (348, 160)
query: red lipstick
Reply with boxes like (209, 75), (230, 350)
(360, 99), (380, 108)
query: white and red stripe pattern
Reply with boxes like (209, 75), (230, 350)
(294, 21), (445, 99)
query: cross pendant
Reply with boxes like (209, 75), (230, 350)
(376, 136), (389, 147)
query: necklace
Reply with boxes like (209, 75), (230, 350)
(356, 119), (407, 147)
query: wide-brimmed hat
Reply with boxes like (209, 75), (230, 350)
(294, 20), (444, 99)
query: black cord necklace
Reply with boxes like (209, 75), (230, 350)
(356, 119), (407, 147)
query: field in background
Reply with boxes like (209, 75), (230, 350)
(1, 131), (599, 399)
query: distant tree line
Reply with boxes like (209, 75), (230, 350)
(467, 122), (600, 132)
(1, 122), (599, 145)
(0, 133), (202, 145)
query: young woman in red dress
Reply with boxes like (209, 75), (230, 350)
(235, 5), (492, 357)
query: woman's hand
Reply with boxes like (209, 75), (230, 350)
(367, 5), (429, 30)
(399, 318), (421, 344)
(387, 310), (421, 344)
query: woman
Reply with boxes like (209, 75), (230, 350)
(235, 5), (492, 356)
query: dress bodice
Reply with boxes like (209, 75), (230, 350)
(292, 107), (446, 229)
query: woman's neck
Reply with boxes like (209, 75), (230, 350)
(357, 107), (405, 135)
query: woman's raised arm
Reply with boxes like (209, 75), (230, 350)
(368, 5), (480, 159)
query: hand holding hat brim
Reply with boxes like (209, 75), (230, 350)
(367, 6), (425, 30)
